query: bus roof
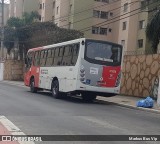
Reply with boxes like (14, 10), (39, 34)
(28, 38), (122, 52)
(28, 38), (86, 52)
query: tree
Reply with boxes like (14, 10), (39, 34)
(3, 12), (83, 60)
(4, 11), (41, 58)
(146, 10), (160, 53)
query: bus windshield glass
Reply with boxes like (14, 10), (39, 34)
(85, 40), (122, 66)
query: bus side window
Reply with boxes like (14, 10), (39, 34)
(62, 46), (71, 66)
(51, 49), (55, 66)
(27, 51), (34, 67)
(57, 47), (64, 66)
(40, 51), (44, 66)
(44, 50), (48, 66)
(34, 51), (39, 66)
(53, 48), (59, 66)
(46, 49), (52, 67)
(71, 44), (80, 65)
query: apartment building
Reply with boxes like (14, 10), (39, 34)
(0, 3), (9, 26)
(34, 0), (160, 52)
(38, 0), (121, 43)
(9, 0), (39, 18)
(135, 0), (160, 53)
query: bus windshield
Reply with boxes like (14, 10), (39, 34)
(85, 40), (122, 66)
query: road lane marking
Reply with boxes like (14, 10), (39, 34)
(0, 116), (35, 144)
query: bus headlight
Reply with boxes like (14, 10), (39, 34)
(115, 72), (121, 87)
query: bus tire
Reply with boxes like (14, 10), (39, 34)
(51, 80), (60, 99)
(30, 78), (37, 93)
(82, 93), (97, 102)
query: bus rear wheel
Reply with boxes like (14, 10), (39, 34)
(82, 93), (97, 102)
(51, 80), (61, 99)
(30, 78), (37, 93)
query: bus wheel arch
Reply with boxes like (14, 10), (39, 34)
(51, 77), (60, 99)
(30, 76), (37, 93)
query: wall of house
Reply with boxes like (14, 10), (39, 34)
(121, 54), (160, 99)
(4, 60), (24, 81)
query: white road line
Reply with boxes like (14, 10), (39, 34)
(0, 116), (35, 144)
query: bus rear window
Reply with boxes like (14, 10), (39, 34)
(85, 40), (122, 66)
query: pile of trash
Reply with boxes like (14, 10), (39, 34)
(136, 97), (154, 108)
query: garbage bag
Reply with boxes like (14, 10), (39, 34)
(136, 100), (145, 107)
(136, 97), (154, 108)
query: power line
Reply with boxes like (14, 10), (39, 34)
(4, 0), (158, 44)
(40, 0), (121, 23)
(58, 0), (138, 28)
(80, 1), (156, 32)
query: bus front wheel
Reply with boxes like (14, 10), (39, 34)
(30, 78), (37, 93)
(82, 93), (97, 102)
(51, 80), (61, 99)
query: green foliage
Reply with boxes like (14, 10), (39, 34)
(3, 12), (83, 59)
(22, 11), (40, 25)
(7, 17), (24, 28)
(146, 10), (160, 53)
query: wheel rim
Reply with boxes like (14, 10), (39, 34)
(52, 83), (58, 96)
(30, 80), (34, 91)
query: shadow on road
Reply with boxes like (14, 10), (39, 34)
(27, 91), (114, 106)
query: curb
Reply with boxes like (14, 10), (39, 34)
(1, 81), (25, 87)
(97, 99), (160, 114)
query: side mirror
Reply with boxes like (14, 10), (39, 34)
(81, 40), (85, 45)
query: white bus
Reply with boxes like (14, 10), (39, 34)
(24, 38), (123, 101)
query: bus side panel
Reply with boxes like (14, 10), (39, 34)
(39, 67), (78, 92)
(29, 66), (40, 88)
(79, 59), (120, 88)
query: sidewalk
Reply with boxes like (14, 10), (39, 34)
(1, 80), (160, 114)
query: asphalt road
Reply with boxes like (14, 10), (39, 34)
(0, 82), (160, 144)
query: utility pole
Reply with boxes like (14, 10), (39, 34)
(1, 0), (4, 61)
(0, 0), (4, 81)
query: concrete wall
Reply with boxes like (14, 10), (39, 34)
(121, 54), (160, 99)
(4, 60), (24, 81)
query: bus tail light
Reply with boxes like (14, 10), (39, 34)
(115, 72), (121, 87)
(80, 65), (86, 82)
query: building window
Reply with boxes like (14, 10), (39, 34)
(42, 3), (45, 9)
(52, 16), (55, 22)
(39, 4), (42, 9)
(95, 0), (109, 2)
(102, 0), (109, 3)
(92, 27), (99, 34)
(124, 3), (128, 12)
(110, 12), (113, 17)
(68, 22), (71, 29)
(53, 2), (55, 8)
(109, 28), (112, 32)
(138, 39), (143, 48)
(122, 21), (127, 30)
(100, 11), (108, 19)
(70, 4), (72, 13)
(100, 27), (107, 35)
(57, 6), (59, 14)
(141, 1), (146, 10)
(121, 40), (125, 47)
(139, 20), (145, 29)
(93, 10), (100, 18)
